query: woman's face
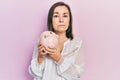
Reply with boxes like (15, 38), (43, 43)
(52, 6), (70, 33)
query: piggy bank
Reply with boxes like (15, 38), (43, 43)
(39, 31), (58, 49)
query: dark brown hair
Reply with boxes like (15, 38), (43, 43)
(47, 2), (73, 40)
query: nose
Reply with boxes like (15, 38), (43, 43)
(59, 16), (64, 23)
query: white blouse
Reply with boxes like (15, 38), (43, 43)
(29, 37), (84, 80)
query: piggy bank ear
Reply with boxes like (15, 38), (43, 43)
(50, 31), (52, 34)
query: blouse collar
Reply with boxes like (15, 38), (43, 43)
(64, 38), (70, 46)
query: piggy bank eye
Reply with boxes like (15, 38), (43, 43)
(50, 31), (52, 34)
(44, 35), (46, 38)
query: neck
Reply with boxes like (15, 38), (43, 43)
(55, 32), (68, 42)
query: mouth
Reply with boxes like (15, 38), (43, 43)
(58, 25), (65, 26)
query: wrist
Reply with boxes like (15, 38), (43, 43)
(37, 54), (45, 64)
(55, 54), (62, 62)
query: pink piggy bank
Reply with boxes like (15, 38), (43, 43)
(39, 31), (58, 49)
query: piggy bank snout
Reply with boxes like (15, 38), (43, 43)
(44, 35), (49, 38)
(40, 31), (59, 48)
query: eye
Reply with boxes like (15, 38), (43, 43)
(53, 15), (59, 18)
(63, 15), (68, 17)
(44, 35), (47, 38)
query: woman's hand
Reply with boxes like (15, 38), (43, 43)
(38, 44), (47, 57)
(37, 44), (47, 63)
(45, 47), (62, 62)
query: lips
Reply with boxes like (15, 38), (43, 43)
(58, 25), (65, 26)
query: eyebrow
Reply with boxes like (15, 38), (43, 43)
(54, 12), (59, 14)
(54, 12), (69, 14)
(63, 13), (69, 15)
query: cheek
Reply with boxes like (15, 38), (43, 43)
(53, 18), (59, 22)
(65, 17), (70, 23)
(53, 19), (58, 26)
(65, 19), (70, 26)
(52, 19), (57, 29)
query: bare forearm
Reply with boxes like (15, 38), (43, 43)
(37, 55), (44, 64)
(49, 54), (62, 62)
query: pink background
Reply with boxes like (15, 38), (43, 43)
(0, 0), (120, 80)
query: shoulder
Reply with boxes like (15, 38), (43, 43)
(64, 37), (83, 51)
(63, 37), (83, 56)
(69, 36), (83, 48)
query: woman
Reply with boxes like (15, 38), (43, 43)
(29, 2), (84, 80)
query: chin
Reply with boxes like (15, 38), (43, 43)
(57, 30), (66, 33)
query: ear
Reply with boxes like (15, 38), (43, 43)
(50, 31), (52, 34)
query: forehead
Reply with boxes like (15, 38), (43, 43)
(54, 6), (69, 14)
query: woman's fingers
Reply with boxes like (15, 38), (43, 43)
(38, 44), (46, 52)
(39, 49), (47, 56)
(38, 44), (47, 55)
(45, 47), (57, 55)
(38, 44), (44, 49)
(38, 44), (58, 55)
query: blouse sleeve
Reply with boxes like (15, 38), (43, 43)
(28, 40), (45, 78)
(56, 40), (84, 80)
